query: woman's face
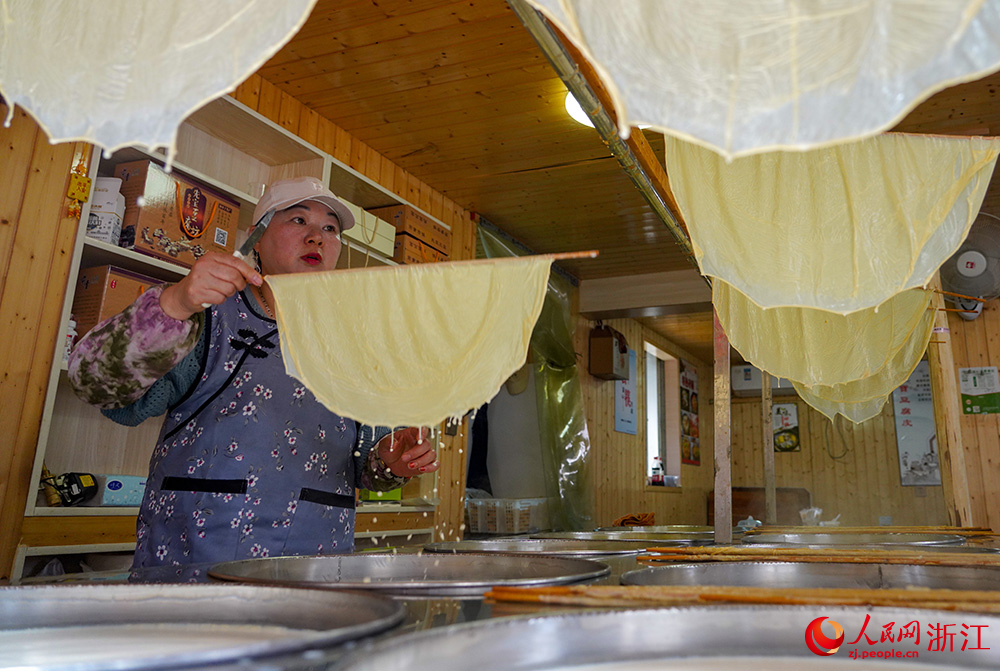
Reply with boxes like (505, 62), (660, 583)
(254, 200), (343, 275)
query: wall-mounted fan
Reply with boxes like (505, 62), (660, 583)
(940, 212), (1000, 320)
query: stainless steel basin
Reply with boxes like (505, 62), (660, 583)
(209, 552), (610, 597)
(622, 560), (1000, 590)
(424, 539), (646, 556)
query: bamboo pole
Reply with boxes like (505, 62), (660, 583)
(713, 309), (732, 543)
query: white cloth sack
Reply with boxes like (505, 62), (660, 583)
(0, 0), (316, 153)
(528, 0), (1000, 158)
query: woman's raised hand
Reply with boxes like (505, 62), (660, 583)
(159, 252), (263, 320)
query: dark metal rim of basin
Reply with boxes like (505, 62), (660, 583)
(331, 605), (1000, 670)
(208, 553), (611, 594)
(0, 583), (404, 671)
(619, 561), (1000, 590)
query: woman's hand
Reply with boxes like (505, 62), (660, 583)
(377, 427), (438, 478)
(160, 252), (263, 320)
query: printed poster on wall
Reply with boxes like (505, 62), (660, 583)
(615, 348), (637, 434)
(959, 366), (1000, 415)
(773, 403), (800, 452)
(680, 359), (700, 465)
(892, 361), (940, 486)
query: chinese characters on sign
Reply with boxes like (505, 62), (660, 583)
(891, 361), (940, 486)
(806, 613), (991, 660)
(773, 403), (800, 452)
(680, 359), (699, 465)
(615, 349), (637, 434)
(959, 366), (1000, 414)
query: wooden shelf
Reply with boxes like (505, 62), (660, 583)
(81, 238), (189, 281)
(32, 507), (140, 517)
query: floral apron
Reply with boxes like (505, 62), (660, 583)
(133, 290), (359, 568)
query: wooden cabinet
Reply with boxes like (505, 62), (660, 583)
(16, 95), (452, 582)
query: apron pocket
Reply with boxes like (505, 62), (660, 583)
(299, 487), (356, 509)
(161, 476), (248, 494)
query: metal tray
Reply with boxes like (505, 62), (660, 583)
(209, 553), (610, 597)
(424, 539), (645, 557)
(532, 530), (716, 544)
(0, 583), (403, 671)
(622, 561), (1000, 590)
(743, 532), (966, 546)
(331, 606), (1000, 670)
(596, 525), (714, 533)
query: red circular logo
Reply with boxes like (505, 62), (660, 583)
(805, 616), (845, 656)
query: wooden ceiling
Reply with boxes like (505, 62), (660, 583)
(258, 0), (1000, 364)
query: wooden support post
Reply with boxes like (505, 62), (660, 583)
(926, 275), (972, 526)
(761, 371), (776, 525)
(713, 309), (732, 544)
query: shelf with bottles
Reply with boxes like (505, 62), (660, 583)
(13, 543), (136, 585)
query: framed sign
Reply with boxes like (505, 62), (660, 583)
(959, 366), (1000, 415)
(615, 348), (637, 434)
(680, 359), (699, 465)
(892, 361), (940, 486)
(773, 403), (800, 452)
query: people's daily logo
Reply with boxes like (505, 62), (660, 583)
(805, 616), (845, 656)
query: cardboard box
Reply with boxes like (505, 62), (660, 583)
(72, 265), (163, 338)
(589, 325), (629, 380)
(342, 205), (395, 257)
(393, 233), (449, 265)
(90, 177), (126, 216)
(114, 160), (240, 267)
(369, 204), (451, 255)
(82, 474), (147, 506)
(86, 211), (122, 246)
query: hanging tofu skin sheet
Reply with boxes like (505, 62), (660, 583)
(0, 0), (316, 153)
(527, 0), (1000, 158)
(714, 281), (933, 388)
(791, 303), (936, 423)
(267, 257), (552, 428)
(667, 133), (1000, 313)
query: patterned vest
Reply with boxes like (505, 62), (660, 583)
(134, 290), (360, 568)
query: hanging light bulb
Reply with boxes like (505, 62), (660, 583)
(564, 92), (595, 128)
(564, 92), (650, 130)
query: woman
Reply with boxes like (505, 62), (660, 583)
(69, 176), (438, 568)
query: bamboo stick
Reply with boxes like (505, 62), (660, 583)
(638, 546), (1000, 567)
(484, 584), (1000, 613)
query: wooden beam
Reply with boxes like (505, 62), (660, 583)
(761, 371), (776, 525)
(579, 269), (711, 319)
(927, 274), (973, 526)
(713, 309), (732, 543)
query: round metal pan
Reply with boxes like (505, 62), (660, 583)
(596, 525), (714, 533)
(743, 532), (966, 546)
(424, 539), (645, 557)
(532, 530), (716, 544)
(208, 552), (610, 597)
(331, 606), (1000, 670)
(621, 561), (1000, 590)
(0, 583), (403, 671)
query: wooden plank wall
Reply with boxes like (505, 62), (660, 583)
(730, 397), (948, 527)
(0, 104), (92, 582)
(577, 314), (950, 529)
(228, 74), (477, 539)
(577, 317), (715, 526)
(948, 303), (1000, 531)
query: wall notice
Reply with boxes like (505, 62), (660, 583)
(615, 348), (637, 434)
(959, 366), (1000, 415)
(773, 403), (800, 452)
(892, 361), (940, 487)
(680, 359), (699, 465)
